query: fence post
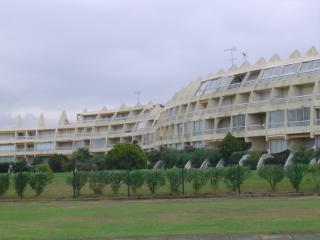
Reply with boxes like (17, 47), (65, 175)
(237, 163), (241, 195)
(127, 169), (130, 197)
(181, 168), (185, 195)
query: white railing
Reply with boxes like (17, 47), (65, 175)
(232, 126), (245, 132)
(269, 122), (285, 128)
(247, 124), (265, 131)
(287, 120), (310, 127)
(228, 82), (241, 89)
(216, 127), (230, 133)
(289, 95), (312, 102)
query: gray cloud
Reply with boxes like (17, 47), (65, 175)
(0, 0), (319, 127)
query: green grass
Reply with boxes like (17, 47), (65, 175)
(0, 197), (320, 239)
(0, 171), (318, 200)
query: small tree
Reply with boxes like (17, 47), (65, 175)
(106, 171), (124, 195)
(186, 169), (207, 193)
(124, 170), (145, 195)
(32, 156), (44, 166)
(144, 170), (166, 195)
(29, 172), (54, 196)
(72, 148), (93, 171)
(309, 165), (320, 192)
(206, 168), (223, 194)
(48, 154), (69, 172)
(292, 145), (313, 164)
(206, 149), (221, 166)
(223, 166), (250, 193)
(105, 143), (147, 170)
(190, 149), (207, 168)
(91, 154), (106, 171)
(0, 174), (10, 197)
(14, 172), (30, 199)
(258, 165), (285, 192)
(67, 171), (88, 197)
(218, 133), (245, 165)
(161, 148), (179, 168)
(88, 171), (107, 194)
(285, 164), (308, 193)
(166, 169), (181, 194)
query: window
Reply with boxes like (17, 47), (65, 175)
(136, 121), (145, 130)
(0, 156), (15, 163)
(177, 123), (183, 136)
(269, 139), (287, 154)
(315, 136), (320, 148)
(0, 144), (15, 152)
(91, 139), (106, 148)
(74, 141), (83, 148)
(300, 60), (320, 73)
(193, 120), (203, 135)
(192, 141), (203, 149)
(261, 67), (281, 79)
(281, 63), (298, 76)
(36, 142), (54, 151)
(232, 114), (245, 130)
(176, 143), (184, 150)
(287, 107), (310, 127)
(269, 110), (285, 128)
(194, 77), (231, 97)
(246, 71), (260, 81)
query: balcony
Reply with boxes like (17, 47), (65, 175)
(216, 127), (230, 133)
(247, 124), (265, 131)
(56, 146), (73, 151)
(232, 126), (245, 132)
(242, 80), (256, 87)
(271, 98), (287, 104)
(287, 120), (310, 127)
(269, 122), (285, 128)
(228, 82), (241, 89)
(289, 95), (312, 102)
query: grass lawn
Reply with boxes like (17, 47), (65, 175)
(0, 197), (320, 240)
(0, 171), (318, 200)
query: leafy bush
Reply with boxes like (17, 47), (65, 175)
(32, 156), (45, 166)
(48, 154), (69, 172)
(258, 165), (285, 192)
(186, 169), (207, 193)
(206, 168), (223, 194)
(105, 143), (147, 170)
(91, 155), (106, 171)
(14, 172), (30, 199)
(285, 164), (308, 193)
(106, 171), (124, 195)
(35, 164), (52, 172)
(176, 151), (192, 168)
(144, 170), (166, 194)
(309, 165), (320, 192)
(72, 148), (93, 171)
(125, 170), (145, 195)
(166, 169), (181, 194)
(146, 150), (162, 168)
(223, 166), (250, 193)
(29, 172), (54, 196)
(265, 150), (290, 165)
(0, 174), (10, 196)
(229, 151), (248, 164)
(88, 171), (107, 194)
(206, 149), (221, 166)
(292, 145), (313, 164)
(67, 171), (88, 197)
(14, 160), (31, 172)
(190, 149), (207, 168)
(244, 150), (265, 170)
(218, 133), (246, 165)
(161, 149), (179, 168)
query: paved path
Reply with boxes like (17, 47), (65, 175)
(115, 233), (320, 240)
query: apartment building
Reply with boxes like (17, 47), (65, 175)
(0, 47), (320, 163)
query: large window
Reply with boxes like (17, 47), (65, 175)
(192, 141), (203, 149)
(135, 121), (145, 131)
(36, 142), (54, 151)
(287, 107), (310, 127)
(315, 136), (320, 148)
(281, 63), (299, 76)
(0, 156), (15, 163)
(269, 139), (287, 154)
(269, 110), (285, 128)
(261, 66), (281, 79)
(232, 114), (245, 130)
(176, 123), (183, 136)
(0, 144), (15, 152)
(195, 77), (231, 97)
(193, 120), (203, 135)
(91, 139), (106, 148)
(300, 60), (320, 73)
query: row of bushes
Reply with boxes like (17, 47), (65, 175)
(1, 164), (320, 199)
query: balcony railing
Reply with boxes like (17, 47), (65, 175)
(232, 126), (245, 132)
(287, 120), (310, 127)
(228, 82), (241, 89)
(269, 122), (285, 128)
(216, 127), (230, 133)
(247, 124), (265, 131)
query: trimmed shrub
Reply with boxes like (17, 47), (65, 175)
(292, 145), (313, 164)
(206, 149), (221, 166)
(91, 155), (106, 171)
(190, 149), (207, 168)
(218, 133), (246, 165)
(14, 160), (31, 172)
(14, 172), (30, 199)
(166, 169), (181, 194)
(48, 154), (69, 172)
(32, 156), (44, 166)
(67, 171), (88, 197)
(285, 164), (308, 193)
(0, 174), (10, 197)
(206, 168), (223, 194)
(72, 148), (93, 171)
(125, 170), (145, 195)
(309, 165), (320, 192)
(144, 170), (166, 194)
(258, 165), (285, 192)
(29, 172), (54, 196)
(223, 166), (250, 193)
(146, 150), (162, 168)
(176, 151), (192, 168)
(230, 151), (248, 164)
(161, 149), (179, 168)
(106, 171), (124, 195)
(88, 171), (107, 194)
(35, 164), (52, 172)
(186, 169), (207, 193)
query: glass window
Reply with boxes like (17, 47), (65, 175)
(136, 121), (145, 130)
(287, 108), (310, 126)
(269, 110), (285, 128)
(177, 123), (183, 136)
(192, 141), (203, 149)
(194, 77), (232, 97)
(0, 144), (15, 152)
(91, 139), (106, 148)
(281, 63), (298, 76)
(232, 115), (245, 128)
(270, 139), (287, 154)
(193, 120), (203, 134)
(261, 67), (281, 79)
(36, 142), (54, 151)
(300, 60), (320, 73)
(246, 71), (260, 81)
(315, 136), (320, 148)
(176, 143), (184, 150)
(0, 156), (15, 163)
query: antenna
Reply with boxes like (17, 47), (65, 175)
(134, 91), (141, 103)
(224, 47), (237, 66)
(242, 52), (248, 62)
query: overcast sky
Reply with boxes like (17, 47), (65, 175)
(0, 0), (319, 127)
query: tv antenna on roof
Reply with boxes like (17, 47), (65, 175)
(134, 91), (141, 103)
(224, 47), (237, 66)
